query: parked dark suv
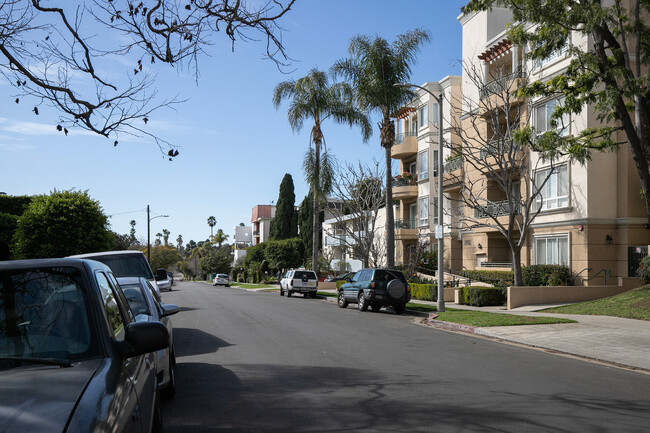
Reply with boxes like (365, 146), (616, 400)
(337, 268), (411, 314)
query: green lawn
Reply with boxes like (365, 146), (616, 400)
(541, 286), (650, 320)
(235, 283), (276, 289)
(405, 303), (574, 326)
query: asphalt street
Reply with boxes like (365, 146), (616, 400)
(160, 281), (650, 432)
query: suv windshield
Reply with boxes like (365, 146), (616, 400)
(89, 254), (154, 280)
(0, 267), (99, 368)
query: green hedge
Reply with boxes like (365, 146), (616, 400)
(336, 280), (347, 290)
(460, 269), (514, 284)
(467, 286), (507, 307)
(410, 283), (437, 302)
(457, 286), (470, 305)
(522, 265), (573, 286)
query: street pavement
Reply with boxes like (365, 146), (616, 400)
(270, 286), (650, 374)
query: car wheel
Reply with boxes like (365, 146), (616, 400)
(370, 302), (382, 312)
(393, 303), (406, 315)
(358, 292), (368, 311)
(287, 290), (292, 298)
(337, 292), (348, 308)
(311, 291), (317, 299)
(280, 288), (285, 296)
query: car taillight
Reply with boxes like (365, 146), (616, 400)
(370, 281), (376, 289)
(406, 285), (411, 293)
(291, 279), (294, 286)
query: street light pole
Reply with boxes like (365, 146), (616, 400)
(147, 205), (169, 263)
(395, 83), (445, 312)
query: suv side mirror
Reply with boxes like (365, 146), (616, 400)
(120, 321), (169, 358)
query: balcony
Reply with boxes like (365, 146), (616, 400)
(442, 156), (463, 190)
(325, 234), (360, 247)
(479, 69), (525, 100)
(395, 218), (417, 240)
(392, 132), (417, 159)
(392, 177), (418, 200)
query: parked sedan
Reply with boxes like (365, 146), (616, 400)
(0, 258), (168, 433)
(119, 277), (180, 398)
(325, 272), (354, 283)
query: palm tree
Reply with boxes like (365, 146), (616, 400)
(332, 29), (430, 269)
(176, 234), (183, 253)
(162, 229), (170, 246)
(273, 68), (371, 272)
(155, 232), (162, 247)
(213, 228), (229, 247)
(207, 216), (216, 237)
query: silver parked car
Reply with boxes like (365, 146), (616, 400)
(212, 274), (230, 286)
(119, 277), (180, 397)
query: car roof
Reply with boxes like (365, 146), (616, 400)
(68, 250), (145, 258)
(0, 257), (112, 273)
(116, 276), (146, 285)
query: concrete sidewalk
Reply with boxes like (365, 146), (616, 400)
(415, 300), (650, 373)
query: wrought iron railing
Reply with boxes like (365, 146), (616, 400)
(395, 218), (417, 229)
(394, 131), (417, 144)
(444, 156), (463, 173)
(480, 69), (525, 99)
(392, 177), (417, 187)
(474, 200), (521, 218)
(479, 138), (519, 159)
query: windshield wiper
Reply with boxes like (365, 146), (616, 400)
(0, 356), (72, 367)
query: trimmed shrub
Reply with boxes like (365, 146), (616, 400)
(638, 255), (650, 283)
(460, 269), (514, 285)
(522, 265), (573, 286)
(467, 286), (507, 307)
(410, 283), (437, 302)
(336, 280), (347, 290)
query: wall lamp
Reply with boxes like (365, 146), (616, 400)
(477, 243), (483, 250)
(606, 235), (614, 245)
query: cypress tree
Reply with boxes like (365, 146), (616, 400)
(269, 173), (297, 240)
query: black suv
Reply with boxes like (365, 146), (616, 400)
(337, 268), (411, 314)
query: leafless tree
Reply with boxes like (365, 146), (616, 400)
(446, 62), (560, 286)
(327, 160), (386, 268)
(0, 0), (295, 156)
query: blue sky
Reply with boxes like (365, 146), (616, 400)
(1, 0), (467, 245)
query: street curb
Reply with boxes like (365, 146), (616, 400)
(426, 313), (477, 334)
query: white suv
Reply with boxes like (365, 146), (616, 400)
(280, 269), (318, 298)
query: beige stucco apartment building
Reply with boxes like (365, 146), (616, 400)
(450, 6), (650, 284)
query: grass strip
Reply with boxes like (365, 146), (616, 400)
(541, 286), (650, 320)
(434, 310), (576, 327)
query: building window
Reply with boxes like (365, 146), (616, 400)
(433, 150), (439, 177)
(535, 234), (569, 266)
(411, 118), (418, 136)
(533, 41), (568, 69)
(418, 104), (428, 129)
(432, 197), (439, 225)
(418, 196), (428, 227)
(535, 98), (569, 136)
(535, 164), (569, 211)
(431, 102), (439, 125)
(417, 151), (428, 181)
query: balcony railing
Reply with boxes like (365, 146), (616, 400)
(480, 69), (525, 99)
(479, 138), (520, 160)
(394, 131), (417, 144)
(392, 176), (417, 187)
(395, 218), (417, 229)
(444, 156), (463, 172)
(474, 200), (521, 218)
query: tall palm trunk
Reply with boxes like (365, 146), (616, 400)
(312, 124), (323, 273)
(380, 115), (395, 268)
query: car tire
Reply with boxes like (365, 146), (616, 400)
(393, 303), (406, 315)
(287, 290), (292, 298)
(370, 302), (382, 312)
(358, 292), (368, 311)
(280, 288), (285, 296)
(311, 291), (317, 299)
(386, 279), (406, 300)
(338, 292), (348, 308)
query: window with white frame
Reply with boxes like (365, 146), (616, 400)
(418, 196), (428, 227)
(535, 164), (569, 211)
(535, 98), (569, 136)
(533, 41), (568, 69)
(418, 104), (428, 129)
(431, 102), (439, 125)
(417, 150), (428, 181)
(535, 234), (569, 266)
(410, 118), (418, 136)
